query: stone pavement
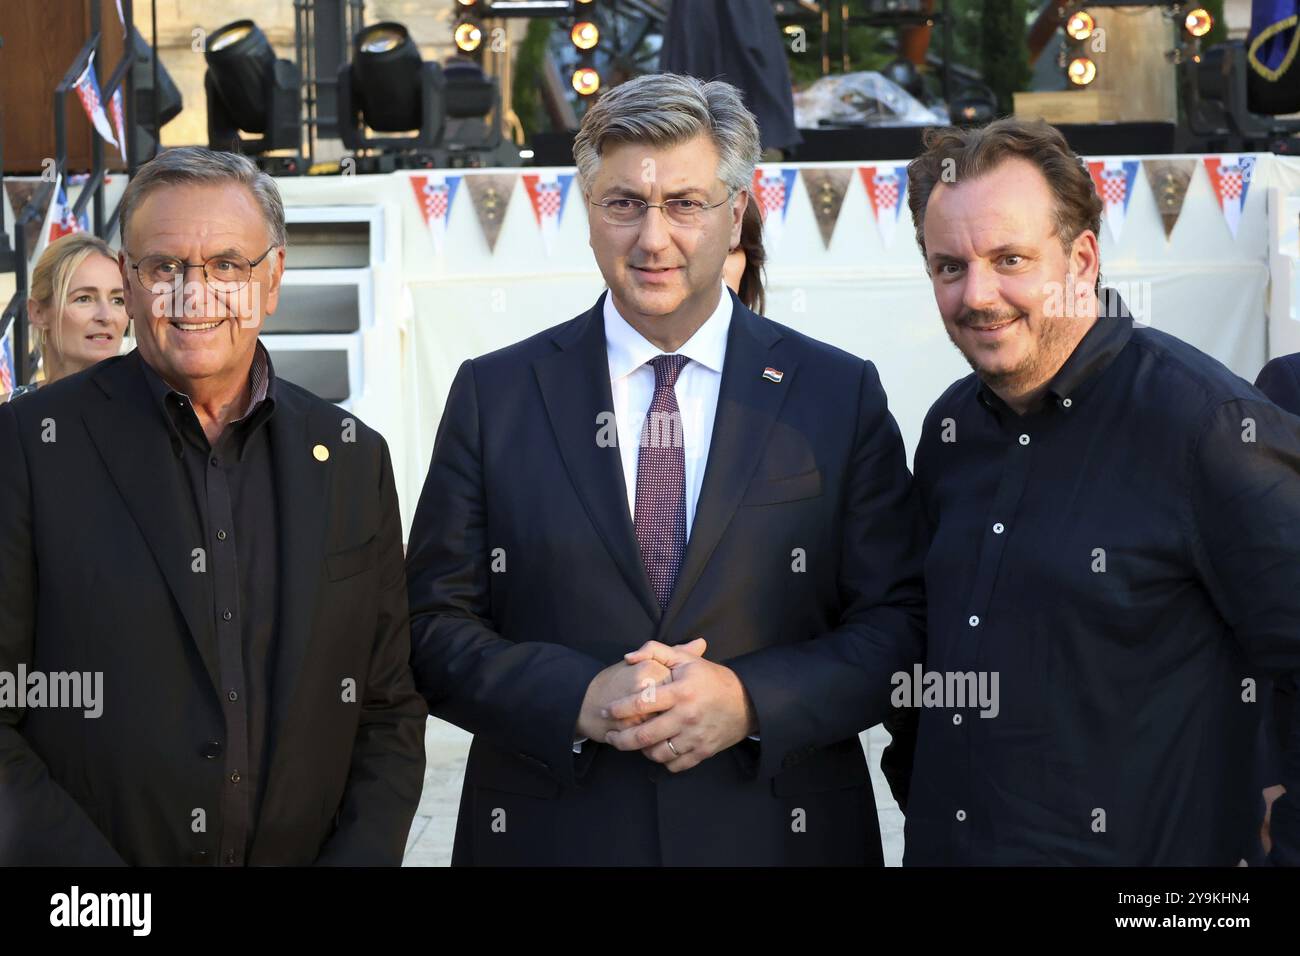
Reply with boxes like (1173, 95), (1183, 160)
(402, 718), (906, 866)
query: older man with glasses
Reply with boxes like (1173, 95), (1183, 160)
(405, 72), (925, 866)
(0, 147), (426, 865)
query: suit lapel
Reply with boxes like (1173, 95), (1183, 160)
(81, 351), (221, 694)
(266, 384), (332, 740)
(658, 301), (796, 637)
(534, 294), (660, 622)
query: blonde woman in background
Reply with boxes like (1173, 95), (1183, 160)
(3, 233), (128, 401)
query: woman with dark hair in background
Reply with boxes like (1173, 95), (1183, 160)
(724, 197), (767, 315)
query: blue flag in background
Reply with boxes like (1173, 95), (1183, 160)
(1247, 0), (1300, 113)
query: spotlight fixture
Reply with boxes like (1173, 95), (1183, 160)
(351, 22), (430, 132)
(338, 21), (446, 157)
(204, 19), (302, 155)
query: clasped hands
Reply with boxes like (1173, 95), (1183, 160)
(574, 638), (758, 773)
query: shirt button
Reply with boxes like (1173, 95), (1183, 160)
(228, 689), (239, 702)
(992, 522), (1005, 534)
(230, 771), (241, 784)
(968, 615), (980, 627)
(1018, 434), (1030, 446)
(953, 713), (962, 725)
(1062, 397), (1073, 408)
(210, 456), (220, 467)
(217, 529), (227, 541)
(222, 609), (233, 622)
(956, 809), (967, 822)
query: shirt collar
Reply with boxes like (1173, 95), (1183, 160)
(977, 287), (1134, 414)
(141, 340), (277, 457)
(604, 282), (733, 382)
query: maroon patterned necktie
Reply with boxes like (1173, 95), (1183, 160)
(635, 354), (690, 608)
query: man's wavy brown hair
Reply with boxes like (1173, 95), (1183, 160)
(906, 118), (1104, 296)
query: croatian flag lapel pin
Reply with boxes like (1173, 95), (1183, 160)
(762, 366), (784, 383)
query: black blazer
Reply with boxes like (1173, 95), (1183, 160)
(0, 349), (427, 865)
(406, 290), (926, 865)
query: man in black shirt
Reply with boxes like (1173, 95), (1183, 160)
(0, 147), (426, 865)
(881, 118), (1300, 865)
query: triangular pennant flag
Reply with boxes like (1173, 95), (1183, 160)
(1204, 155), (1256, 239)
(751, 165), (798, 247)
(522, 171), (574, 256)
(1087, 159), (1139, 242)
(465, 174), (517, 253)
(410, 172), (462, 255)
(858, 165), (909, 248)
(72, 51), (118, 148)
(1141, 159), (1195, 240)
(5, 180), (53, 259)
(110, 87), (128, 163)
(48, 176), (88, 243)
(800, 168), (851, 249)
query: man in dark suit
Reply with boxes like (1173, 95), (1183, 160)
(405, 73), (925, 866)
(1252, 354), (1300, 865)
(0, 147), (426, 865)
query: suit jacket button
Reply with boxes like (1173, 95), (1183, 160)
(191, 849), (209, 864)
(202, 740), (222, 759)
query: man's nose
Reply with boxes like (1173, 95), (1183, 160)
(634, 205), (672, 253)
(961, 263), (1001, 313)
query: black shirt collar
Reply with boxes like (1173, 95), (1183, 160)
(976, 288), (1134, 416)
(140, 341), (277, 459)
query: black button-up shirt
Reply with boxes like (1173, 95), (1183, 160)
(140, 343), (279, 866)
(888, 293), (1300, 865)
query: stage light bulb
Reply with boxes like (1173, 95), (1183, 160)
(1067, 56), (1097, 86)
(455, 21), (483, 52)
(571, 21), (600, 50)
(1185, 8), (1213, 38)
(572, 67), (600, 96)
(1066, 11), (1094, 41)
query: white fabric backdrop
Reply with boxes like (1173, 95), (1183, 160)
(280, 155), (1299, 537)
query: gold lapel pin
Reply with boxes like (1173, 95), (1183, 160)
(313, 444), (330, 462)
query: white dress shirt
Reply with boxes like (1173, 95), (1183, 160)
(573, 283), (757, 753)
(604, 281), (732, 538)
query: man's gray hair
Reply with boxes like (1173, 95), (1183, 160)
(118, 146), (287, 249)
(573, 72), (761, 200)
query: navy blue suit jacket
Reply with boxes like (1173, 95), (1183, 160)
(405, 290), (926, 865)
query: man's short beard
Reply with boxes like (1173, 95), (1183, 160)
(948, 295), (1081, 399)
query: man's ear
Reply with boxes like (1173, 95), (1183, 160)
(730, 189), (749, 248)
(1071, 229), (1101, 293)
(262, 246), (287, 316)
